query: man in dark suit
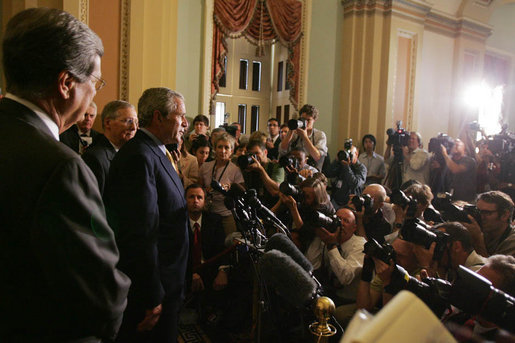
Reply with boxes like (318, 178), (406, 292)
(105, 88), (189, 342)
(60, 101), (101, 154)
(266, 117), (281, 161)
(0, 8), (130, 342)
(185, 184), (228, 294)
(82, 100), (137, 195)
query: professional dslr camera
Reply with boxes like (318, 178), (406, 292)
(432, 192), (481, 225)
(386, 264), (515, 333)
(337, 138), (354, 162)
(428, 133), (454, 166)
(399, 218), (450, 261)
(363, 238), (397, 264)
(390, 189), (418, 218)
(278, 155), (305, 199)
(350, 193), (374, 214)
(287, 118), (306, 130)
(237, 153), (258, 169)
(303, 210), (342, 233)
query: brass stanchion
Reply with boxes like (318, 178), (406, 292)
(309, 296), (337, 343)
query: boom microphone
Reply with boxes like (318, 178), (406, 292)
(259, 249), (317, 307)
(265, 233), (313, 274)
(245, 189), (289, 234)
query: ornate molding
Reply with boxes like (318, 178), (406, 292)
(79, 0), (89, 24)
(119, 0), (131, 101)
(425, 11), (492, 41)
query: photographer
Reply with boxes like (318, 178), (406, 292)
(239, 140), (284, 208)
(443, 254), (515, 341)
(385, 131), (430, 185)
(289, 147), (319, 178)
(440, 139), (477, 202)
(313, 208), (366, 325)
(396, 183), (434, 225)
(272, 177), (335, 268)
(350, 184), (393, 243)
(279, 104), (328, 170)
(460, 191), (515, 257)
(184, 114), (210, 152)
(326, 143), (367, 209)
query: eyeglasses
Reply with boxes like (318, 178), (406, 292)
(118, 118), (138, 127)
(90, 74), (106, 91)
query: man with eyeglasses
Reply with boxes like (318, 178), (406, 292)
(0, 8), (129, 343)
(461, 191), (515, 257)
(60, 101), (101, 154)
(266, 117), (281, 160)
(82, 100), (137, 195)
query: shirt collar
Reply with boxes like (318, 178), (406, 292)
(189, 214), (203, 232)
(140, 128), (166, 155)
(5, 93), (59, 141)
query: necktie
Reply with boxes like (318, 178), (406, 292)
(192, 223), (202, 268)
(165, 149), (179, 173)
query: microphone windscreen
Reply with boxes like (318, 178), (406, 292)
(265, 233), (313, 274)
(259, 249), (316, 307)
(228, 183), (246, 198)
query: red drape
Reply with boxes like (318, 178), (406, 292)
(211, 0), (303, 114)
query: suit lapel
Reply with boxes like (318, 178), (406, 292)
(137, 130), (184, 195)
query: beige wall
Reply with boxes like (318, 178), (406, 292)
(89, 0), (122, 132)
(417, 31), (455, 142)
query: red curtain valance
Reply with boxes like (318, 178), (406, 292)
(211, 0), (303, 114)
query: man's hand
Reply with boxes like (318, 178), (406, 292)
(402, 146), (410, 158)
(137, 304), (162, 332)
(461, 215), (488, 257)
(246, 156), (264, 174)
(299, 169), (313, 179)
(392, 204), (407, 226)
(315, 226), (340, 246)
(412, 242), (436, 275)
(372, 258), (394, 286)
(191, 273), (205, 292)
(213, 270), (228, 291)
(279, 192), (296, 210)
(296, 127), (309, 141)
(440, 144), (449, 159)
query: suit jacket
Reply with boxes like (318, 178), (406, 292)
(0, 98), (130, 342)
(268, 136), (281, 161)
(187, 212), (226, 289)
(60, 124), (100, 153)
(105, 130), (189, 313)
(82, 134), (117, 196)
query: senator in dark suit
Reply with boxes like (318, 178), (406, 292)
(105, 88), (189, 343)
(82, 100), (137, 195)
(0, 8), (129, 342)
(60, 102), (101, 154)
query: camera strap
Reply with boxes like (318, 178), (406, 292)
(211, 160), (229, 183)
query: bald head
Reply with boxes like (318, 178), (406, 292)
(363, 183), (386, 211)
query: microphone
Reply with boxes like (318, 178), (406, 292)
(244, 189), (288, 233)
(227, 182), (246, 198)
(265, 233), (313, 274)
(259, 249), (317, 307)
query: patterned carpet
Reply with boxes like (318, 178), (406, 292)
(178, 324), (211, 343)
